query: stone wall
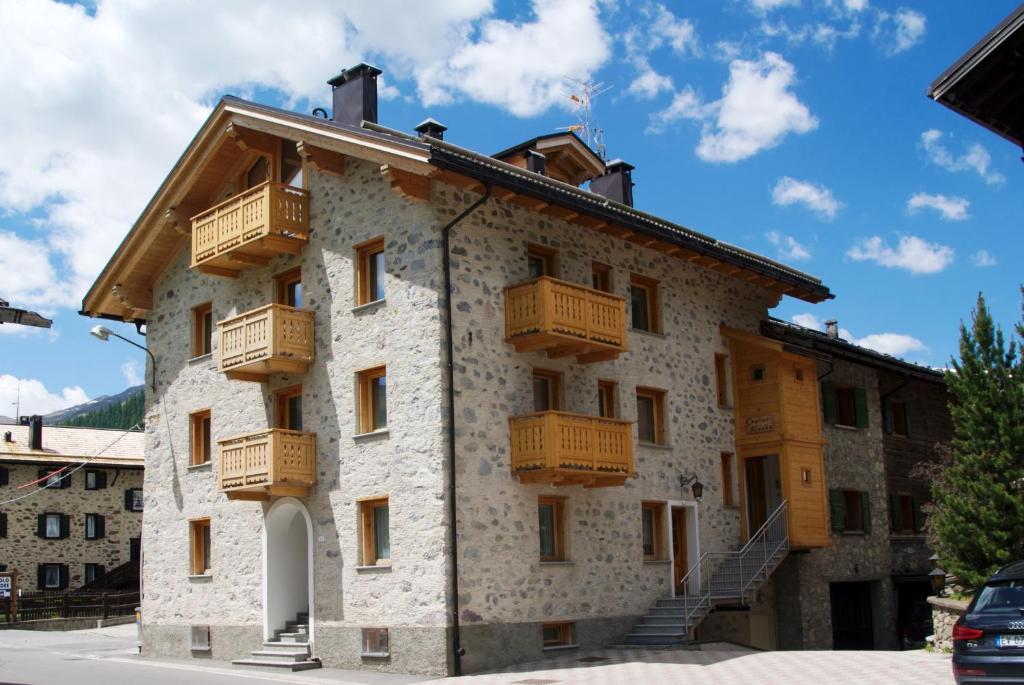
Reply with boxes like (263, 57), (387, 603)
(928, 596), (967, 652)
(0, 461), (143, 588)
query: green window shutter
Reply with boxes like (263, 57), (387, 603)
(882, 400), (893, 434)
(829, 489), (845, 532)
(890, 494), (902, 532)
(903, 403), (911, 438)
(821, 381), (837, 424)
(912, 496), (925, 533)
(861, 492), (872, 533)
(854, 388), (869, 428)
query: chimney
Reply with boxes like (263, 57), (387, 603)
(825, 320), (839, 339)
(414, 118), (447, 141)
(18, 415), (29, 426)
(523, 149), (546, 175)
(29, 414), (42, 451)
(327, 63), (383, 127)
(3, 431), (12, 443)
(590, 160), (635, 207)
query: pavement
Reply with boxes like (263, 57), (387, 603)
(0, 624), (955, 685)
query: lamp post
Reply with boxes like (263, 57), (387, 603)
(89, 325), (157, 392)
(679, 474), (704, 502)
(928, 553), (946, 596)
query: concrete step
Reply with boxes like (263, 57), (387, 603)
(642, 615), (692, 625)
(621, 633), (687, 645)
(249, 649), (312, 662)
(232, 658), (321, 672)
(261, 641), (311, 654)
(633, 623), (689, 634)
(274, 632), (309, 643)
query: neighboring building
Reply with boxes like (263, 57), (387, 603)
(0, 417), (144, 590)
(762, 319), (951, 651)
(80, 63), (875, 676)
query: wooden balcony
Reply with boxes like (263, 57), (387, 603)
(219, 428), (316, 500)
(218, 304), (314, 382)
(509, 411), (634, 487)
(191, 182), (310, 276)
(505, 277), (627, 363)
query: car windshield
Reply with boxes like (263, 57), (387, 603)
(973, 580), (1024, 615)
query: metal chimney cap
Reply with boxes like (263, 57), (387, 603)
(414, 117), (447, 133)
(603, 159), (635, 173)
(328, 63), (383, 87)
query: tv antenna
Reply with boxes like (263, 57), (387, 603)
(558, 77), (612, 160)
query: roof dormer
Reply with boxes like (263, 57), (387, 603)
(493, 132), (605, 186)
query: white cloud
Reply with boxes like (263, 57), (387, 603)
(622, 3), (697, 100)
(972, 250), (997, 268)
(750, 0), (800, 12)
(760, 18), (861, 50)
(650, 52), (817, 162)
(906, 192), (969, 221)
(121, 361), (143, 387)
(766, 231), (811, 261)
(0, 232), (69, 311)
(0, 374), (89, 417)
(873, 8), (926, 55)
(627, 68), (674, 99)
(772, 177), (840, 219)
(847, 235), (954, 274)
(843, 0), (869, 11)
(789, 314), (926, 357)
(920, 129), (1005, 185)
(791, 312), (823, 329)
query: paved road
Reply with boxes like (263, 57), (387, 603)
(0, 625), (954, 685)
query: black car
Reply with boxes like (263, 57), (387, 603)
(953, 561), (1024, 683)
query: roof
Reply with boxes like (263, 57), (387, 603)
(0, 425), (144, 468)
(761, 318), (946, 383)
(927, 4), (1024, 148)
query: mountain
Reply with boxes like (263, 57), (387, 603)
(0, 415), (14, 425)
(46, 385), (144, 429)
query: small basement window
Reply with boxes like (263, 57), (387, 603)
(542, 622), (575, 648)
(361, 627), (390, 657)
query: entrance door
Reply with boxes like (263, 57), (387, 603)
(831, 581), (875, 649)
(264, 500), (312, 643)
(746, 457), (768, 533)
(672, 507), (688, 591)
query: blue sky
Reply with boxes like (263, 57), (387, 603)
(0, 0), (1020, 416)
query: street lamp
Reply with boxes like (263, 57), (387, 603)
(928, 553), (946, 596)
(90, 325), (157, 391)
(679, 474), (704, 502)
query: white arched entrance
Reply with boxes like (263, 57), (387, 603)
(263, 497), (315, 647)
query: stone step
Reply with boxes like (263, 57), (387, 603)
(232, 658), (321, 672)
(262, 641), (310, 654)
(633, 623), (689, 634)
(274, 632), (309, 643)
(249, 649), (312, 662)
(621, 632), (687, 645)
(641, 615), (693, 625)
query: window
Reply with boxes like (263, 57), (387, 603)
(597, 380), (618, 418)
(591, 262), (611, 292)
(629, 273), (660, 333)
(360, 497), (390, 566)
(190, 518), (211, 575)
(542, 622), (575, 648)
(636, 387), (667, 445)
(85, 514), (105, 540)
(641, 502), (666, 560)
(1, 466), (9, 486)
(190, 410), (212, 466)
(245, 155), (269, 190)
(362, 627), (390, 657)
(38, 513), (68, 540)
(822, 382), (869, 428)
(357, 366), (387, 433)
(885, 400), (909, 436)
(38, 563), (66, 590)
(40, 468), (70, 489)
(275, 385), (303, 431)
(275, 267), (303, 308)
(830, 489), (871, 534)
(192, 302), (213, 357)
(891, 493), (922, 534)
(356, 237), (386, 305)
(532, 368), (562, 413)
(714, 354), (730, 408)
(280, 140), (303, 188)
(538, 496), (567, 562)
(84, 563), (105, 585)
(721, 453), (735, 506)
(125, 488), (144, 512)
(85, 469), (107, 490)
(527, 244), (556, 279)
(0, 512), (7, 538)
(751, 365), (765, 382)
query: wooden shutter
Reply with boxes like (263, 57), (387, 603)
(37, 564), (45, 589)
(912, 496), (925, 533)
(59, 514), (70, 539)
(58, 565), (69, 590)
(829, 489), (845, 532)
(903, 403), (911, 438)
(96, 515), (106, 539)
(821, 382), (837, 423)
(860, 492), (872, 533)
(97, 471), (108, 489)
(882, 400), (893, 434)
(0, 467), (8, 486)
(890, 494), (902, 532)
(854, 388), (869, 428)
(124, 489), (133, 510)
(37, 513), (46, 538)
(0, 512), (6, 538)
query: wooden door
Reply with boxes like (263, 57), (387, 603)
(831, 581), (875, 650)
(672, 507), (688, 591)
(746, 457), (768, 533)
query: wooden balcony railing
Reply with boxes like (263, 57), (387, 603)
(505, 277), (627, 363)
(191, 181), (310, 276)
(218, 304), (314, 382)
(509, 411), (634, 487)
(219, 428), (316, 500)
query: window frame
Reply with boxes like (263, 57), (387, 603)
(635, 386), (667, 445)
(189, 409), (212, 466)
(275, 267), (303, 308)
(542, 621), (575, 648)
(721, 453), (736, 507)
(42, 513), (64, 539)
(597, 379), (618, 419)
(126, 488), (144, 512)
(359, 497), (391, 566)
(84, 563), (104, 585)
(192, 302), (214, 358)
(275, 385), (303, 431)
(532, 368), (563, 413)
(641, 501), (666, 561)
(361, 627), (390, 657)
(84, 513), (105, 540)
(190, 518), (212, 575)
(629, 273), (660, 334)
(40, 563), (63, 590)
(84, 469), (106, 490)
(527, 244), (557, 279)
(356, 366), (387, 434)
(538, 496), (567, 562)
(890, 400), (908, 436)
(355, 236), (386, 306)
(591, 261), (612, 292)
(714, 354), (731, 408)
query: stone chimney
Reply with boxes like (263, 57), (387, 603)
(29, 414), (43, 451)
(590, 160), (635, 207)
(414, 118), (447, 141)
(825, 320), (839, 339)
(327, 63), (383, 127)
(523, 149), (546, 175)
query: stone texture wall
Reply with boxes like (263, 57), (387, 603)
(927, 596), (967, 652)
(0, 461), (142, 588)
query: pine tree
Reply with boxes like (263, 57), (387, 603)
(931, 292), (1024, 588)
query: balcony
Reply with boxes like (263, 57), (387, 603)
(218, 304), (314, 382)
(191, 182), (310, 276)
(509, 411), (634, 487)
(505, 277), (627, 363)
(219, 429), (316, 500)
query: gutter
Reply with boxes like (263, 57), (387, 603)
(442, 180), (492, 677)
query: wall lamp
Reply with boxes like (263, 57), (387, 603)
(928, 553), (946, 596)
(90, 325), (157, 392)
(679, 474), (704, 502)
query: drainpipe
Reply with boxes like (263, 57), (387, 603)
(442, 180), (491, 677)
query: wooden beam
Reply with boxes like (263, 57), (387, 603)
(225, 123), (278, 155)
(493, 187), (518, 202)
(380, 164), (431, 202)
(296, 141), (346, 176)
(195, 264), (241, 278)
(576, 350), (620, 364)
(224, 252), (270, 267)
(163, 206), (201, 234)
(225, 490), (270, 501)
(111, 282), (153, 312)
(224, 370), (268, 383)
(514, 195), (549, 212)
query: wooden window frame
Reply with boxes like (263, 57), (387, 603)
(84, 513), (104, 540)
(721, 453), (736, 507)
(275, 385), (303, 431)
(532, 368), (563, 413)
(542, 621), (575, 648)
(42, 513), (65, 539)
(357, 366), (387, 434)
(597, 379), (618, 419)
(891, 400), (908, 436)
(835, 386), (857, 427)
(629, 273), (660, 334)
(361, 627), (390, 656)
(591, 261), (612, 292)
(189, 409), (212, 466)
(275, 267), (303, 308)
(538, 496), (567, 562)
(641, 501), (666, 560)
(527, 243), (557, 279)
(84, 563), (104, 585)
(190, 518), (211, 575)
(714, 354), (731, 408)
(192, 302), (213, 358)
(636, 386), (667, 446)
(355, 236), (386, 306)
(84, 469), (107, 490)
(359, 497), (391, 566)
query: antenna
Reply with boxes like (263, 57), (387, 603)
(558, 77), (612, 160)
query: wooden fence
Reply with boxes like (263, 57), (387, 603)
(2, 589), (139, 623)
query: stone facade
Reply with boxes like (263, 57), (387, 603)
(927, 596), (967, 652)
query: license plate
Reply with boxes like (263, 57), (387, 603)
(996, 634), (1024, 648)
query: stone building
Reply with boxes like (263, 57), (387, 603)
(0, 419), (144, 590)
(78, 63), (930, 676)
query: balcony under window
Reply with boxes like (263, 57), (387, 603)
(218, 304), (314, 382)
(218, 428), (316, 500)
(509, 411), (634, 487)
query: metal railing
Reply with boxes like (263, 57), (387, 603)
(677, 500), (789, 634)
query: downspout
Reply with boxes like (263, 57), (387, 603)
(442, 180), (491, 677)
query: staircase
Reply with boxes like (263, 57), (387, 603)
(232, 611), (321, 671)
(618, 501), (789, 648)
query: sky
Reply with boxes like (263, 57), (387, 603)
(0, 0), (1021, 417)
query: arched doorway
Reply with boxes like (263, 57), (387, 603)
(263, 498), (314, 647)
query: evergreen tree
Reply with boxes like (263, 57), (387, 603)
(931, 292), (1024, 588)
(58, 390), (144, 430)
